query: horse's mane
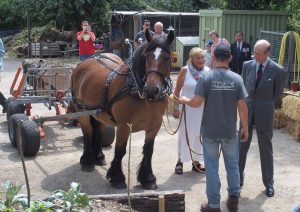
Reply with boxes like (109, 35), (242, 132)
(131, 35), (171, 91)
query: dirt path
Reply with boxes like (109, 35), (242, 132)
(0, 57), (300, 211)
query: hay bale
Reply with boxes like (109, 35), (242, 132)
(285, 119), (300, 142)
(282, 95), (300, 121)
(281, 95), (300, 141)
(274, 109), (287, 129)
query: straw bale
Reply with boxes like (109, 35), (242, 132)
(282, 95), (300, 121)
(274, 109), (287, 129)
(285, 119), (300, 142)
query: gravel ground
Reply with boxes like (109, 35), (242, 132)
(0, 57), (300, 212)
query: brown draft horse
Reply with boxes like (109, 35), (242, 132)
(71, 29), (174, 189)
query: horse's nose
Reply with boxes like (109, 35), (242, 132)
(143, 85), (159, 99)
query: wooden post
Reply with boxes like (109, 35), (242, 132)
(159, 195), (165, 212)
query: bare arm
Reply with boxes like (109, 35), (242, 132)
(179, 95), (204, 108)
(172, 67), (187, 118)
(237, 99), (249, 142)
(77, 28), (96, 41)
(173, 67), (187, 98)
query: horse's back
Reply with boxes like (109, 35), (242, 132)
(71, 54), (124, 106)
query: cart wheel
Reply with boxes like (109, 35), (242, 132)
(8, 113), (29, 146)
(16, 120), (40, 156)
(6, 101), (24, 121)
(101, 125), (115, 147)
(5, 97), (15, 108)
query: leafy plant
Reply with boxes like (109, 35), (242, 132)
(0, 181), (92, 212)
(0, 181), (27, 211)
(46, 182), (92, 212)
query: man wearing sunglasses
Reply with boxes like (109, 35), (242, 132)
(134, 20), (155, 48)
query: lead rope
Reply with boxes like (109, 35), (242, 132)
(127, 123), (132, 212)
(163, 94), (184, 135)
(164, 94), (204, 172)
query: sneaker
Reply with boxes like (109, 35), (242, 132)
(227, 195), (239, 211)
(200, 203), (221, 212)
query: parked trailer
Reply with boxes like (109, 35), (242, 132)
(6, 66), (115, 156)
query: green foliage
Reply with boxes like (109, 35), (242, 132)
(285, 0), (300, 32)
(0, 181), (92, 211)
(0, 0), (299, 36)
(24, 200), (53, 212)
(0, 181), (26, 211)
(46, 182), (92, 211)
(0, 0), (26, 29)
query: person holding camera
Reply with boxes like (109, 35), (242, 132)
(77, 21), (96, 61)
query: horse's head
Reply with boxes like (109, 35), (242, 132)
(132, 29), (174, 100)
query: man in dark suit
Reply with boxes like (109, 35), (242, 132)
(239, 40), (285, 197)
(230, 31), (252, 75)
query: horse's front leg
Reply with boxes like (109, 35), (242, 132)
(106, 123), (129, 189)
(137, 127), (160, 190)
(78, 116), (95, 172)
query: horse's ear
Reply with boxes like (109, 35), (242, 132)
(167, 30), (175, 44)
(145, 28), (153, 43)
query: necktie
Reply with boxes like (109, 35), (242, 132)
(255, 64), (263, 89)
(237, 43), (241, 58)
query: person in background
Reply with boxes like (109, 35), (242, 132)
(239, 39), (285, 198)
(154, 22), (166, 37)
(134, 20), (155, 48)
(0, 37), (7, 113)
(179, 45), (248, 212)
(204, 40), (213, 68)
(229, 31), (252, 75)
(172, 47), (209, 175)
(77, 21), (96, 61)
(209, 30), (230, 67)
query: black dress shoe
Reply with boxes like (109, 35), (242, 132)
(265, 186), (275, 197)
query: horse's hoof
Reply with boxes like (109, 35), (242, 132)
(81, 164), (95, 172)
(142, 182), (158, 190)
(94, 158), (107, 166)
(111, 181), (127, 189)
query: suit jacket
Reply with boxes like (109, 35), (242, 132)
(230, 41), (251, 75)
(242, 59), (285, 130)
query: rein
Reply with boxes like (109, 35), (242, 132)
(164, 95), (204, 172)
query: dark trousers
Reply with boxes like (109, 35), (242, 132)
(0, 91), (6, 107)
(239, 125), (274, 188)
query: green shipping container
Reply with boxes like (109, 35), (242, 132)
(176, 36), (200, 68)
(199, 10), (287, 49)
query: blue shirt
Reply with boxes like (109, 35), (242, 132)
(0, 38), (5, 72)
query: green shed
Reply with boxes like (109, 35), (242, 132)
(176, 36), (200, 68)
(199, 10), (288, 49)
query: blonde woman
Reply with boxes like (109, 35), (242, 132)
(173, 47), (210, 174)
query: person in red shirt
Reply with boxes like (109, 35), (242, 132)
(77, 21), (96, 61)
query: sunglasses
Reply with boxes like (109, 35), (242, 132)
(144, 24), (150, 26)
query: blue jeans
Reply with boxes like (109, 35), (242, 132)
(79, 54), (93, 61)
(203, 134), (240, 208)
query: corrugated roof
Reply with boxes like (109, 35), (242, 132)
(111, 11), (199, 17)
